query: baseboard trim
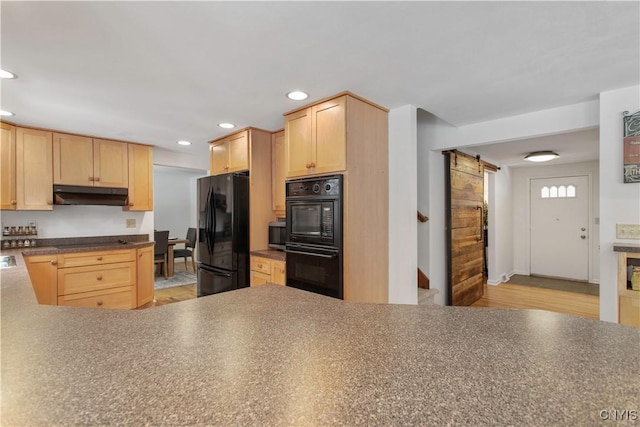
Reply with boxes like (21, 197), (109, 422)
(487, 271), (514, 286)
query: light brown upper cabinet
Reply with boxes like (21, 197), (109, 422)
(209, 130), (249, 175)
(284, 95), (346, 178)
(53, 133), (128, 188)
(271, 130), (285, 213)
(125, 143), (153, 211)
(16, 128), (53, 210)
(1, 122), (16, 210)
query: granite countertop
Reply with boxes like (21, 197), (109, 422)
(1, 252), (639, 425)
(613, 242), (640, 253)
(250, 248), (286, 261)
(21, 234), (154, 256)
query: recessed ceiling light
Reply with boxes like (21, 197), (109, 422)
(0, 69), (17, 79)
(286, 91), (309, 101)
(177, 140), (192, 146)
(218, 123), (235, 129)
(524, 151), (559, 162)
(0, 110), (14, 116)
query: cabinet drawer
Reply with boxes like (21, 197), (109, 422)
(58, 261), (135, 295)
(57, 249), (135, 268)
(251, 257), (271, 274)
(250, 270), (271, 286)
(58, 285), (135, 309)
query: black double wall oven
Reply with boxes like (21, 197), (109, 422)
(285, 175), (343, 299)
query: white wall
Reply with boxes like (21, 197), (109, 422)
(0, 207), (153, 239)
(510, 161), (600, 283)
(153, 166), (206, 239)
(599, 85), (640, 323)
(388, 105), (418, 305)
(426, 100), (600, 150)
(486, 166), (514, 285)
(154, 147), (210, 172)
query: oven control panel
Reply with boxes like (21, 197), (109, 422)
(286, 175), (342, 197)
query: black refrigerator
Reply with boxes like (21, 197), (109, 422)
(196, 172), (249, 297)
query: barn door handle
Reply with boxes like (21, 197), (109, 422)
(477, 205), (483, 242)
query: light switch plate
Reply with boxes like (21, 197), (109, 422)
(126, 219), (136, 228)
(616, 224), (640, 239)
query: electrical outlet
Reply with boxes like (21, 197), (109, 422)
(126, 219), (136, 228)
(616, 224), (640, 239)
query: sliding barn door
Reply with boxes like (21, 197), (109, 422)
(445, 151), (485, 306)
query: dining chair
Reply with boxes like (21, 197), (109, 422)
(154, 230), (170, 279)
(173, 227), (196, 272)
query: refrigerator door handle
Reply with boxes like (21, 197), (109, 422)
(206, 186), (213, 256)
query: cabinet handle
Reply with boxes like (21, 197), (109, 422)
(225, 165), (230, 170)
(97, 300), (103, 306)
(97, 256), (103, 261)
(258, 263), (262, 268)
(305, 163), (311, 169)
(10, 200), (16, 205)
(310, 162), (316, 168)
(89, 176), (94, 182)
(50, 260), (58, 266)
(94, 177), (100, 182)
(47, 200), (53, 205)
(97, 275), (103, 281)
(129, 203), (135, 207)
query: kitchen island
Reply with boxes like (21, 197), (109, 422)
(2, 251), (639, 425)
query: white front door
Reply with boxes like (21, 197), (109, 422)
(530, 176), (589, 281)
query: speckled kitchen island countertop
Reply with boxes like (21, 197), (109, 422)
(1, 251), (639, 426)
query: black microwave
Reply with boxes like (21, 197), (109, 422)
(269, 221), (286, 250)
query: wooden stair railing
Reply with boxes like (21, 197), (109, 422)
(418, 268), (429, 289)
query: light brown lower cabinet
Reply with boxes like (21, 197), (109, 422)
(25, 246), (154, 309)
(250, 256), (285, 286)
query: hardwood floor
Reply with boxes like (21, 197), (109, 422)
(471, 282), (600, 320)
(137, 264), (196, 309)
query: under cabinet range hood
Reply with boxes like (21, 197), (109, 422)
(53, 185), (128, 206)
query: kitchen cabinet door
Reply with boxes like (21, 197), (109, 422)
(53, 133), (94, 186)
(271, 130), (285, 212)
(125, 144), (153, 211)
(271, 260), (286, 286)
(285, 107), (312, 177)
(284, 96), (346, 178)
(16, 128), (53, 210)
(312, 96), (346, 175)
(24, 254), (58, 304)
(93, 139), (128, 188)
(228, 130), (249, 172)
(0, 123), (16, 210)
(137, 245), (154, 307)
(210, 139), (229, 175)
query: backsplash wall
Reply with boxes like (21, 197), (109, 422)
(1, 206), (153, 239)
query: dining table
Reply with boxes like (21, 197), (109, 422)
(167, 238), (189, 277)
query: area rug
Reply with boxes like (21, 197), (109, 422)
(509, 274), (599, 296)
(154, 270), (197, 290)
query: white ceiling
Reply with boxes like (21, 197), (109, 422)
(1, 2), (638, 160)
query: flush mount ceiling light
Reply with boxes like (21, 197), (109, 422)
(524, 151), (559, 162)
(177, 140), (192, 146)
(218, 123), (235, 129)
(286, 91), (309, 101)
(0, 110), (14, 116)
(0, 69), (17, 79)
